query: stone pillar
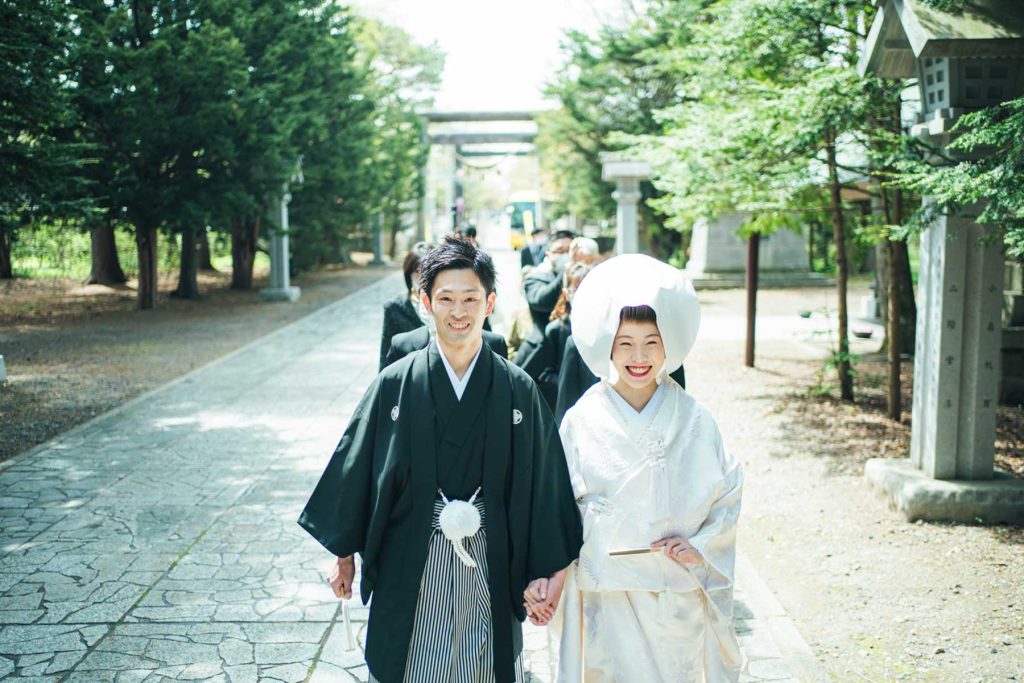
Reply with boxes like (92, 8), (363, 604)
(866, 200), (1024, 523)
(612, 179), (642, 254)
(910, 201), (1002, 480)
(417, 132), (429, 242)
(261, 187), (301, 302)
(600, 154), (650, 255)
(0, 354), (6, 383)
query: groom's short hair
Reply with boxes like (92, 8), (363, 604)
(418, 236), (497, 299)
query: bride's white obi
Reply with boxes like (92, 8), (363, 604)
(560, 378), (742, 599)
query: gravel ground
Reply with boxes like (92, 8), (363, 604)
(686, 286), (1023, 683)
(0, 258), (394, 463)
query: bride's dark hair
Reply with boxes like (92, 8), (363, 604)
(619, 305), (657, 323)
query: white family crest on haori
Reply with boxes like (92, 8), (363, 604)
(390, 406), (400, 422)
(512, 409), (523, 425)
(437, 487), (482, 568)
(570, 253), (700, 381)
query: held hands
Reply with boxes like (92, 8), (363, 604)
(652, 536), (703, 566)
(523, 568), (567, 626)
(327, 555), (356, 599)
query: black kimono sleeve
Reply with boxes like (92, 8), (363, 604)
(525, 386), (583, 580)
(534, 321), (567, 410)
(297, 377), (382, 558)
(554, 337), (597, 424)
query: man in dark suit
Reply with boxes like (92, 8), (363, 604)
(385, 326), (508, 368)
(519, 228), (548, 270)
(515, 230), (576, 372)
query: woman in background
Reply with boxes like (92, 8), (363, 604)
(532, 262), (591, 410)
(378, 242), (431, 371)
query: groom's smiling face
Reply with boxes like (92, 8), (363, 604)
(422, 268), (496, 349)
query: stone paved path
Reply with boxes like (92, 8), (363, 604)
(0, 255), (823, 681)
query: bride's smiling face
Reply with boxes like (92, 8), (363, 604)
(610, 319), (666, 390)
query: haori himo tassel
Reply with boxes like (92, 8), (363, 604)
(438, 487), (482, 568)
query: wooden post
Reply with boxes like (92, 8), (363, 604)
(745, 232), (760, 367)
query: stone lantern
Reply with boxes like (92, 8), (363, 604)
(858, 0), (1024, 522)
(600, 153), (651, 254)
(261, 159), (303, 303)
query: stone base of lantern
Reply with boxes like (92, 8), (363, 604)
(865, 458), (1024, 524)
(260, 286), (301, 303)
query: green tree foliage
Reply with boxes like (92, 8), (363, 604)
(288, 16), (442, 272)
(49, 0), (434, 306)
(538, 2), (715, 254)
(357, 17), (442, 254)
(69, 0), (258, 306)
(0, 0), (91, 279)
(898, 96), (1024, 257)
(617, 0), (925, 401)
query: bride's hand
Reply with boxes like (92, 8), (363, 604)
(652, 536), (702, 566)
(524, 600), (554, 626)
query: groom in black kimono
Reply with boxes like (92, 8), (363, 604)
(298, 237), (582, 683)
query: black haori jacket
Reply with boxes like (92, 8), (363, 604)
(298, 342), (583, 683)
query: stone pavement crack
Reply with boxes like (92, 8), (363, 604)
(301, 600), (342, 683)
(64, 523), (215, 675)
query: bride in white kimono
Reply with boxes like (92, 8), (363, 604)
(526, 254), (744, 682)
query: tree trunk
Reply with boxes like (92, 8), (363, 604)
(825, 128), (854, 401)
(198, 229), (216, 271)
(0, 230), (13, 279)
(875, 241), (889, 323)
(886, 236), (901, 420)
(87, 221), (128, 285)
(172, 228), (200, 299)
(807, 221), (815, 271)
(136, 225), (158, 310)
(890, 97), (917, 356)
(230, 215), (259, 290)
(895, 239), (916, 352)
(745, 233), (760, 368)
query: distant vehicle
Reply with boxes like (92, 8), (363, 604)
(505, 192), (540, 250)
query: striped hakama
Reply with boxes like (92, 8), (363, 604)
(370, 496), (526, 683)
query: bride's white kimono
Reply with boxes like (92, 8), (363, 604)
(554, 377), (743, 682)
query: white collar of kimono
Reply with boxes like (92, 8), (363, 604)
(570, 254), (700, 381)
(435, 339), (483, 401)
(605, 380), (666, 428)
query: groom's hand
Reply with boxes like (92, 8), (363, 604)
(523, 567), (568, 625)
(327, 555), (355, 599)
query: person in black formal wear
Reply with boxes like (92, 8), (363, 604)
(379, 242), (432, 371)
(519, 228), (547, 270)
(527, 262), (591, 410)
(298, 236), (581, 683)
(514, 231), (575, 371)
(516, 235), (602, 376)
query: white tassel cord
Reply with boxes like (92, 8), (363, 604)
(437, 487), (482, 568)
(342, 599), (355, 651)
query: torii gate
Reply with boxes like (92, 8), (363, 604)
(418, 111), (541, 241)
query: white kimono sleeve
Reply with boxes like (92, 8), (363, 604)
(687, 425), (743, 680)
